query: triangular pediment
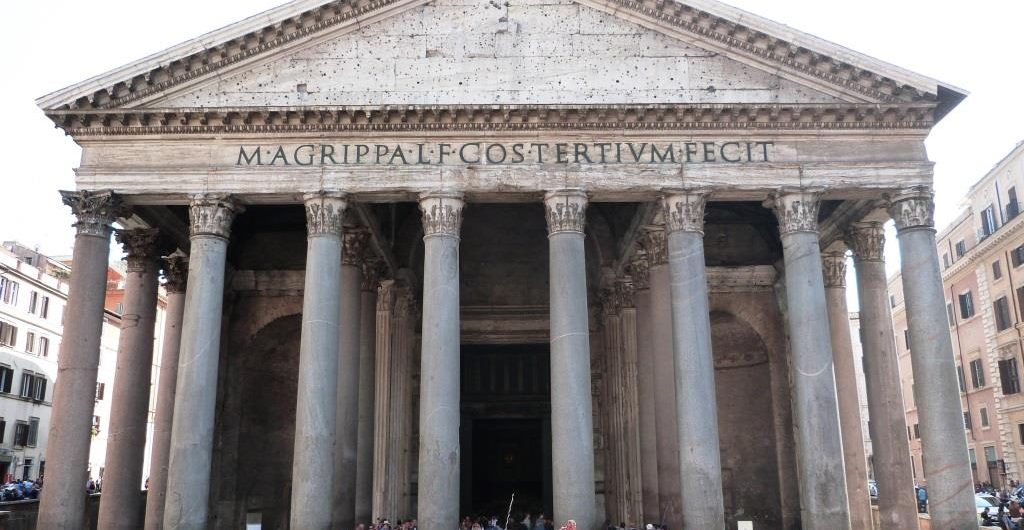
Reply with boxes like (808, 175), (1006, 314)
(153, 1), (844, 107)
(37, 0), (967, 131)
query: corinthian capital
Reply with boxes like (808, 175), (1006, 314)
(303, 192), (346, 237)
(342, 229), (370, 266)
(189, 194), (241, 239)
(162, 250), (189, 294)
(639, 225), (667, 266)
(770, 189), (822, 235)
(361, 258), (383, 292)
(544, 190), (588, 235)
(630, 251), (650, 290)
(116, 228), (161, 273)
(419, 192), (464, 238)
(821, 251), (848, 289)
(662, 190), (709, 235)
(887, 187), (935, 232)
(846, 222), (886, 262)
(60, 190), (129, 238)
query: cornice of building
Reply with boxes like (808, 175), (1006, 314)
(942, 213), (1024, 281)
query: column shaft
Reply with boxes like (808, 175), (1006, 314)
(821, 252), (873, 530)
(39, 191), (125, 530)
(163, 195), (239, 530)
(546, 190), (597, 530)
(772, 191), (851, 530)
(619, 300), (643, 526)
(334, 230), (366, 530)
(848, 224), (918, 529)
(416, 193), (464, 530)
(663, 192), (725, 529)
(631, 256), (660, 522)
(371, 281), (396, 520)
(890, 189), (976, 529)
(98, 229), (162, 530)
(355, 264), (380, 525)
(643, 227), (682, 530)
(144, 252), (188, 530)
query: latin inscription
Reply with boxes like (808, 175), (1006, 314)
(236, 141), (774, 166)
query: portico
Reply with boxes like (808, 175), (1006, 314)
(36, 0), (975, 529)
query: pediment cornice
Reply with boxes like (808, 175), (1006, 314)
(37, 0), (962, 125)
(48, 102), (936, 136)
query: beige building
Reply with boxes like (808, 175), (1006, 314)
(29, 0), (982, 529)
(893, 141), (1024, 489)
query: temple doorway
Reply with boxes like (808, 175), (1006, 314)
(460, 344), (553, 519)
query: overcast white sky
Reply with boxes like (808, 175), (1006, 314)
(1, 0), (1021, 267)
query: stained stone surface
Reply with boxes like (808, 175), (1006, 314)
(159, 0), (842, 107)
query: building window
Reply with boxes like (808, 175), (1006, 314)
(965, 411), (973, 430)
(0, 366), (12, 394)
(0, 321), (17, 348)
(0, 418), (6, 444)
(1013, 245), (1024, 267)
(20, 373), (46, 402)
(995, 296), (1014, 331)
(1009, 187), (1020, 219)
(1000, 358), (1022, 395)
(27, 292), (37, 314)
(27, 417), (38, 447)
(890, 294), (897, 308)
(959, 291), (975, 319)
(982, 205), (998, 237)
(956, 240), (967, 258)
(985, 446), (998, 467)
(913, 423), (921, 438)
(970, 448), (978, 470)
(971, 359), (987, 389)
(38, 337), (49, 358)
(24, 332), (34, 354)
(0, 278), (18, 306)
(947, 302), (956, 326)
(21, 458), (32, 481)
(958, 365), (967, 393)
(981, 407), (990, 428)
(994, 260), (1004, 280)
(95, 383), (105, 401)
(904, 329), (911, 349)
(39, 296), (49, 319)
(943, 253), (952, 269)
(1019, 424), (1024, 445)
(92, 415), (101, 435)
(13, 422), (28, 447)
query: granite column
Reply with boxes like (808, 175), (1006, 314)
(38, 191), (126, 530)
(821, 250), (873, 530)
(545, 190), (597, 530)
(847, 223), (918, 529)
(355, 260), (381, 525)
(890, 188), (976, 529)
(98, 228), (162, 530)
(662, 191), (725, 530)
(630, 252), (660, 523)
(371, 281), (396, 520)
(334, 228), (367, 530)
(416, 192), (464, 530)
(163, 194), (240, 530)
(771, 190), (851, 530)
(144, 251), (189, 530)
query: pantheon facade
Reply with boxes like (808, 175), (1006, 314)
(36, 0), (976, 529)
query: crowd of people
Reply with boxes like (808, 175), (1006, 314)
(0, 478), (41, 501)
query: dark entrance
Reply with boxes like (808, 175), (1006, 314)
(461, 344), (553, 519)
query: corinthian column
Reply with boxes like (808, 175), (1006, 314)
(416, 192), (464, 530)
(820, 250), (872, 530)
(290, 193), (346, 530)
(770, 190), (850, 530)
(641, 226), (682, 530)
(334, 228), (368, 530)
(355, 260), (381, 525)
(662, 191), (725, 529)
(545, 190), (597, 530)
(889, 188), (976, 529)
(372, 280), (396, 520)
(847, 223), (918, 529)
(163, 194), (241, 530)
(39, 190), (127, 530)
(98, 228), (162, 530)
(144, 251), (189, 530)
(630, 252), (661, 523)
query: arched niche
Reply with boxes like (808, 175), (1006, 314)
(711, 310), (782, 528)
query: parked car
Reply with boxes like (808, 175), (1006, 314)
(976, 493), (1001, 515)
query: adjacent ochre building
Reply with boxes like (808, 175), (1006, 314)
(893, 141), (1024, 490)
(31, 0), (982, 529)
